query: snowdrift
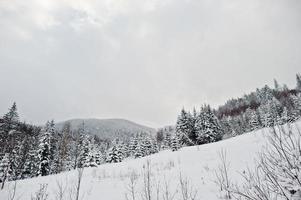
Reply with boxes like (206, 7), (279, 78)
(1, 122), (300, 200)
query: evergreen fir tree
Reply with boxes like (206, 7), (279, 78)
(141, 137), (152, 156)
(78, 135), (90, 167)
(162, 131), (172, 149)
(1, 102), (19, 135)
(219, 117), (232, 137)
(106, 145), (123, 163)
(281, 107), (289, 125)
(274, 79), (280, 90)
(86, 138), (97, 167)
(296, 73), (301, 92)
(37, 123), (52, 176)
(10, 140), (26, 180)
(195, 105), (223, 144)
(155, 129), (164, 150)
(22, 149), (38, 179)
(94, 146), (103, 165)
(150, 138), (159, 154)
(259, 104), (274, 127)
(244, 108), (253, 132)
(75, 123), (85, 168)
(0, 153), (11, 189)
(249, 109), (260, 131)
(129, 135), (139, 156)
(171, 136), (180, 152)
(134, 143), (144, 159)
(119, 141), (130, 158)
(291, 95), (301, 117)
(176, 108), (195, 146)
(259, 85), (274, 103)
(0, 103), (19, 155)
(287, 95), (301, 122)
(47, 120), (59, 174)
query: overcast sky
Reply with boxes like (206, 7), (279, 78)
(0, 0), (300, 127)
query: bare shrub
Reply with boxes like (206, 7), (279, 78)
(141, 160), (155, 200)
(227, 125), (301, 200)
(124, 160), (199, 200)
(54, 179), (67, 200)
(125, 170), (138, 200)
(31, 184), (48, 200)
(178, 172), (198, 200)
(162, 178), (177, 200)
(231, 167), (275, 200)
(214, 149), (231, 199)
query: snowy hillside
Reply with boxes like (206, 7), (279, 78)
(56, 118), (156, 140)
(3, 122), (299, 200)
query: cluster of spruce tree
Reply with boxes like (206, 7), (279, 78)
(0, 104), (109, 187)
(106, 134), (159, 163)
(175, 74), (301, 147)
(156, 126), (181, 152)
(0, 103), (161, 185)
(176, 105), (223, 146)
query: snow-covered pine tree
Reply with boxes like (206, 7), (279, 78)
(248, 109), (260, 131)
(258, 104), (274, 127)
(195, 105), (223, 144)
(150, 138), (159, 154)
(22, 148), (38, 179)
(258, 85), (274, 103)
(141, 137), (152, 156)
(129, 135), (139, 157)
(78, 134), (90, 168)
(86, 137), (97, 167)
(163, 131), (172, 149)
(271, 98), (283, 123)
(176, 108), (195, 146)
(155, 129), (164, 150)
(47, 120), (60, 174)
(73, 123), (85, 169)
(219, 117), (232, 137)
(37, 122), (52, 176)
(287, 95), (300, 123)
(171, 135), (180, 152)
(94, 145), (103, 165)
(194, 109), (205, 144)
(281, 107), (289, 125)
(0, 103), (19, 155)
(296, 73), (301, 92)
(134, 143), (144, 159)
(0, 153), (11, 189)
(61, 128), (73, 171)
(1, 102), (19, 136)
(244, 108), (253, 132)
(291, 95), (301, 118)
(118, 141), (129, 158)
(274, 78), (280, 91)
(9, 140), (26, 180)
(106, 145), (123, 163)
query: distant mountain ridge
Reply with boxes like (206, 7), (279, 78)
(56, 118), (156, 140)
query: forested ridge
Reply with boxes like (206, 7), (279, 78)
(0, 74), (301, 188)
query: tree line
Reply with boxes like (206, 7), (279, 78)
(0, 104), (160, 188)
(168, 73), (301, 147)
(1, 73), (301, 186)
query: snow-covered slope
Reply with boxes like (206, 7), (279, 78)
(56, 118), (156, 140)
(2, 122), (299, 200)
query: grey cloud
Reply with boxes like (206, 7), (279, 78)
(0, 0), (301, 127)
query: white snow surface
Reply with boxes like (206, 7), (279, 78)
(2, 122), (300, 200)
